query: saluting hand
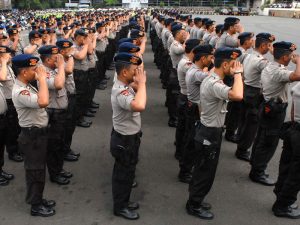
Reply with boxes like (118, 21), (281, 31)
(230, 61), (243, 76)
(55, 54), (65, 68)
(291, 54), (300, 64)
(134, 67), (146, 86)
(35, 65), (48, 81)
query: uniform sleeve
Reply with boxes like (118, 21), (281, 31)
(212, 81), (231, 100)
(116, 89), (134, 111)
(17, 90), (40, 108)
(172, 43), (184, 55)
(272, 68), (292, 83)
(225, 36), (238, 48)
(257, 58), (269, 72)
(194, 71), (209, 83)
(46, 76), (56, 89)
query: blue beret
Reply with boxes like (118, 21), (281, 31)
(46, 28), (55, 34)
(7, 28), (18, 35)
(75, 29), (88, 36)
(165, 18), (174, 26)
(224, 17), (240, 25)
(171, 23), (184, 33)
(0, 46), (13, 54)
(129, 21), (138, 28)
(193, 44), (214, 57)
(256, 33), (275, 42)
(29, 31), (42, 39)
(273, 41), (297, 51)
(57, 21), (63, 26)
(194, 17), (202, 23)
(0, 25), (5, 29)
(205, 19), (215, 26)
(38, 45), (59, 55)
(38, 28), (49, 35)
(216, 24), (224, 33)
(214, 47), (242, 59)
(63, 26), (71, 31)
(95, 22), (105, 29)
(185, 39), (201, 52)
(119, 42), (140, 53)
(114, 53), (142, 66)
(130, 29), (144, 39)
(56, 39), (73, 49)
(118, 38), (134, 46)
(238, 32), (254, 41)
(12, 54), (39, 68)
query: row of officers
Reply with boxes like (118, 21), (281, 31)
(0, 13), (146, 217)
(149, 12), (300, 220)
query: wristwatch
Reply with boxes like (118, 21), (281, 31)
(234, 71), (243, 74)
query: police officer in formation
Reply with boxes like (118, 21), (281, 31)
(150, 10), (300, 219)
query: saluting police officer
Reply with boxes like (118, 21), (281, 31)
(111, 53), (146, 220)
(38, 45), (71, 185)
(236, 33), (275, 161)
(272, 81), (300, 219)
(56, 39), (80, 162)
(0, 79), (14, 186)
(187, 47), (243, 220)
(12, 54), (56, 217)
(23, 31), (42, 58)
(250, 42), (300, 186)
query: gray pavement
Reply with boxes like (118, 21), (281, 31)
(1, 15), (300, 225)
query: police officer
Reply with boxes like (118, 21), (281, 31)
(56, 39), (80, 162)
(209, 24), (224, 49)
(176, 39), (200, 169)
(250, 42), (300, 186)
(181, 44), (213, 184)
(7, 28), (23, 56)
(272, 81), (300, 219)
(168, 23), (189, 127)
(23, 31), (42, 58)
(0, 81), (14, 186)
(12, 54), (55, 217)
(0, 46), (23, 162)
(236, 33), (275, 161)
(186, 47), (243, 220)
(73, 29), (91, 128)
(38, 45), (71, 185)
(202, 20), (216, 45)
(189, 17), (202, 39)
(111, 53), (146, 220)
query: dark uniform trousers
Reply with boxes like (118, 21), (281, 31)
(176, 93), (188, 160)
(73, 69), (89, 122)
(18, 127), (48, 205)
(160, 50), (170, 87)
(167, 68), (180, 122)
(5, 99), (21, 155)
(154, 39), (163, 69)
(95, 51), (106, 84)
(0, 114), (7, 172)
(274, 122), (300, 208)
(46, 109), (67, 178)
(180, 102), (200, 174)
(110, 129), (141, 211)
(64, 93), (77, 155)
(250, 101), (287, 175)
(189, 123), (223, 205)
(237, 85), (263, 152)
(87, 67), (98, 106)
(106, 38), (116, 68)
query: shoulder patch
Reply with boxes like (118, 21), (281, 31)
(20, 90), (30, 96)
(120, 89), (130, 96)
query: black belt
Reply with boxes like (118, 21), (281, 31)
(112, 129), (142, 138)
(21, 126), (48, 135)
(47, 108), (67, 113)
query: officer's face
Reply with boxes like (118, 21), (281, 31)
(0, 53), (11, 64)
(23, 66), (37, 81)
(0, 38), (9, 46)
(45, 54), (58, 69)
(204, 55), (214, 67)
(125, 64), (138, 83)
(223, 60), (235, 76)
(283, 53), (292, 66)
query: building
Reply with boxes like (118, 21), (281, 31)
(0, 0), (12, 10)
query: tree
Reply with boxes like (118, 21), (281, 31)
(159, 1), (165, 7)
(104, 0), (118, 6)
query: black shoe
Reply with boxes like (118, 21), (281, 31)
(249, 172), (275, 186)
(96, 84), (107, 90)
(50, 175), (70, 185)
(178, 173), (192, 184)
(225, 133), (239, 143)
(104, 75), (110, 80)
(235, 149), (250, 162)
(42, 199), (56, 208)
(88, 108), (97, 113)
(186, 201), (214, 220)
(291, 203), (299, 210)
(162, 84), (167, 89)
(31, 204), (55, 217)
(114, 208), (139, 220)
(70, 149), (80, 157)
(0, 176), (9, 186)
(59, 170), (73, 179)
(272, 204), (300, 219)
(201, 202), (212, 210)
(8, 153), (24, 162)
(84, 112), (95, 117)
(77, 120), (91, 128)
(132, 181), (138, 188)
(64, 152), (79, 162)
(168, 119), (178, 128)
(128, 202), (139, 210)
(91, 102), (100, 108)
(174, 153), (181, 160)
(100, 79), (108, 85)
(1, 170), (14, 180)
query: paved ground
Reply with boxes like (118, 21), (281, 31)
(1, 15), (300, 225)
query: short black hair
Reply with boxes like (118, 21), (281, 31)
(40, 54), (52, 63)
(240, 37), (252, 46)
(172, 30), (181, 38)
(115, 62), (132, 75)
(273, 48), (292, 60)
(214, 58), (232, 68)
(223, 23), (232, 31)
(255, 38), (270, 49)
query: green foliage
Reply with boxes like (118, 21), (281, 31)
(159, 1), (165, 7)
(104, 0), (118, 6)
(12, 0), (65, 9)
